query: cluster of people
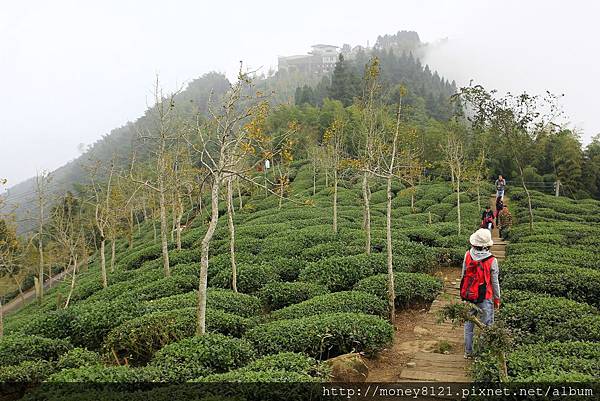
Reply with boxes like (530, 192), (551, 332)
(461, 175), (514, 358)
(479, 175), (512, 240)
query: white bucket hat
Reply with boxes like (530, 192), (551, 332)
(469, 228), (493, 247)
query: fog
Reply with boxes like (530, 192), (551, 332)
(1, 0), (598, 189)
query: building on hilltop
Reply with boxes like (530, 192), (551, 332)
(278, 44), (339, 74)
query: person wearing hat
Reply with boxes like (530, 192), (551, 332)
(461, 228), (501, 359)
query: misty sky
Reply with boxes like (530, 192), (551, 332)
(1, 0), (599, 189)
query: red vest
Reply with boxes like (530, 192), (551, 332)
(463, 251), (495, 301)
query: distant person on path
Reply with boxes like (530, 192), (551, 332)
(481, 206), (494, 231)
(460, 228), (501, 359)
(498, 206), (513, 240)
(495, 197), (504, 226)
(495, 175), (506, 201)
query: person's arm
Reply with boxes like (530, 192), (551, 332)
(461, 252), (468, 280)
(491, 258), (501, 307)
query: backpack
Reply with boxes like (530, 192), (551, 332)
(460, 253), (494, 303)
(480, 216), (494, 229)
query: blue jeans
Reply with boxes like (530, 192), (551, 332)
(464, 299), (494, 355)
(496, 189), (504, 199)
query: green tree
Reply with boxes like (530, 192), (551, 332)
(328, 54), (359, 107)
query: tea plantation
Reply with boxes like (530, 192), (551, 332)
(472, 188), (600, 382)
(1, 161), (475, 391)
(2, 160), (598, 394)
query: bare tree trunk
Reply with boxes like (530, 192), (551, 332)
(517, 164), (534, 232)
(386, 176), (395, 323)
(362, 171), (371, 255)
(13, 276), (24, 303)
(37, 237), (44, 302)
(278, 175), (284, 209)
(197, 177), (221, 335)
(227, 176), (237, 293)
(313, 160), (317, 196)
(110, 238), (116, 272)
(237, 177), (243, 210)
(64, 255), (78, 309)
(142, 199), (148, 220)
(176, 193), (183, 251)
(457, 177), (462, 235)
(82, 242), (89, 272)
(100, 238), (107, 288)
(159, 186), (171, 277)
(152, 216), (157, 243)
(333, 168), (338, 234)
(128, 208), (134, 250)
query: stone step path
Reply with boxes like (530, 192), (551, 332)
(395, 195), (509, 384)
(491, 194), (508, 262)
(396, 269), (470, 382)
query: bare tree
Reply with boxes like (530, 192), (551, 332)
(357, 58), (383, 255)
(188, 67), (295, 335)
(88, 160), (116, 288)
(130, 79), (185, 277)
(33, 171), (52, 302)
(49, 192), (83, 308)
(442, 130), (466, 235)
(323, 118), (346, 234)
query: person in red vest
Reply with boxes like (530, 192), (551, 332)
(460, 228), (501, 359)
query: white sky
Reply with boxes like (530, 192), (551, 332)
(1, 0), (599, 188)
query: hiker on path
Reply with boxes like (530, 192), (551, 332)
(498, 206), (513, 240)
(495, 175), (506, 201)
(495, 197), (504, 226)
(460, 228), (501, 359)
(481, 206), (494, 231)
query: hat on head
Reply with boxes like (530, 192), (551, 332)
(470, 228), (493, 247)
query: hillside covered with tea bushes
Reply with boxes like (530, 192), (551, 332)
(472, 189), (600, 382)
(1, 161), (488, 396)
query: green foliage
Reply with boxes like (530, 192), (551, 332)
(46, 365), (163, 382)
(144, 289), (262, 318)
(117, 244), (162, 270)
(0, 360), (56, 382)
(209, 263), (279, 293)
(258, 282), (329, 311)
(103, 308), (253, 364)
(244, 312), (393, 358)
(473, 341), (600, 382)
(0, 335), (72, 366)
(271, 291), (387, 320)
(500, 294), (598, 344)
(56, 348), (102, 370)
(501, 264), (600, 307)
(298, 253), (386, 291)
(150, 334), (256, 381)
(354, 272), (443, 307)
(242, 352), (323, 375)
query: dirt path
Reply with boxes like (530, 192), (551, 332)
(2, 266), (74, 316)
(365, 267), (470, 382)
(490, 195), (507, 262)
(365, 195), (509, 383)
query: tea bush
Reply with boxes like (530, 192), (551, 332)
(150, 334), (256, 381)
(258, 282), (329, 311)
(354, 273), (443, 307)
(244, 312), (393, 358)
(271, 291), (387, 320)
